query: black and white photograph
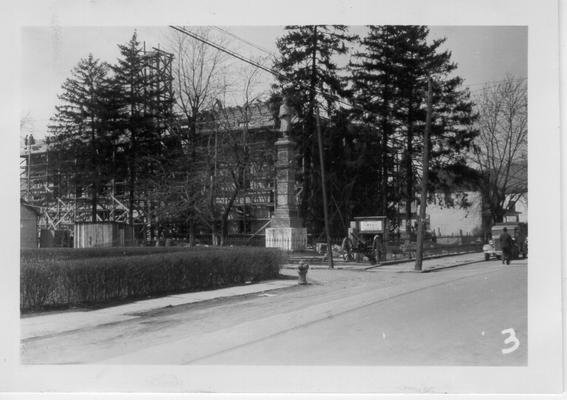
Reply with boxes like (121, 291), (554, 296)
(1, 0), (563, 397)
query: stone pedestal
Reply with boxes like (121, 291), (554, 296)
(265, 137), (307, 251)
(265, 226), (307, 251)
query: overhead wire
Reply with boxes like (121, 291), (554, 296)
(211, 26), (276, 58)
(170, 25), (356, 111)
(170, 26), (283, 82)
(170, 25), (526, 113)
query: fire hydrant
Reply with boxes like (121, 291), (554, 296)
(297, 261), (309, 285)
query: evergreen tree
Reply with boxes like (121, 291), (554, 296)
(323, 109), (381, 235)
(273, 25), (355, 234)
(349, 26), (399, 219)
(111, 32), (175, 226)
(350, 26), (478, 234)
(49, 54), (114, 222)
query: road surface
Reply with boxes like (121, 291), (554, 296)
(21, 257), (527, 365)
(193, 260), (527, 365)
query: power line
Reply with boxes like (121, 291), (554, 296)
(211, 26), (276, 58)
(169, 25), (355, 111)
(170, 26), (283, 81)
(211, 25), (525, 96)
(170, 26), (525, 113)
(210, 26), (526, 96)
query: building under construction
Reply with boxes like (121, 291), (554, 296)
(20, 89), (280, 247)
(20, 46), (174, 247)
(187, 101), (278, 241)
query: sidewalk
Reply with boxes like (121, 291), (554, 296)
(21, 279), (297, 341)
(21, 252), (485, 341)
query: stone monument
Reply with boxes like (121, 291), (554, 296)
(265, 97), (308, 251)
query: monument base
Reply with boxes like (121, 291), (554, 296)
(265, 227), (307, 251)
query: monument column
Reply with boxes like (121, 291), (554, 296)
(265, 97), (307, 251)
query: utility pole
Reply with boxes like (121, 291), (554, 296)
(415, 76), (433, 272)
(315, 106), (334, 269)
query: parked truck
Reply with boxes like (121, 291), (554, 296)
(483, 222), (528, 261)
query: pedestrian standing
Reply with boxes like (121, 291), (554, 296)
(341, 235), (353, 261)
(499, 227), (513, 265)
(349, 228), (362, 262)
(373, 234), (385, 264)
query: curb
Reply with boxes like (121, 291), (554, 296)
(397, 259), (486, 273)
(285, 250), (483, 271)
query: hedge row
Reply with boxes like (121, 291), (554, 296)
(21, 247), (285, 312)
(20, 246), (202, 262)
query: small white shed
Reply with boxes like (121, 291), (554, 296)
(74, 222), (135, 248)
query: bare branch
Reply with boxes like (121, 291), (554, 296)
(471, 76), (527, 224)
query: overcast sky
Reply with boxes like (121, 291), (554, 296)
(21, 25), (527, 138)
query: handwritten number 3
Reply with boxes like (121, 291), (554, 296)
(501, 328), (520, 354)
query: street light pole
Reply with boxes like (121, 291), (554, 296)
(415, 76), (433, 272)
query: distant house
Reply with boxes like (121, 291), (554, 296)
(426, 161), (527, 237)
(427, 189), (527, 238)
(501, 162), (528, 224)
(427, 191), (483, 237)
(509, 196), (528, 223)
(20, 200), (40, 248)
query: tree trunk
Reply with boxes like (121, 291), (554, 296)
(380, 91), (391, 216)
(188, 218), (196, 246)
(304, 25), (319, 231)
(405, 110), (414, 236)
(129, 154), (135, 226)
(91, 116), (98, 223)
(220, 189), (239, 246)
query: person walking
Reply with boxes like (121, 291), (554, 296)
(499, 227), (513, 265)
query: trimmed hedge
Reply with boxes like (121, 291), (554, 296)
(20, 246), (203, 262)
(21, 247), (285, 312)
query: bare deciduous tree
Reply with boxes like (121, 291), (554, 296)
(158, 27), (232, 244)
(169, 27), (232, 142)
(214, 63), (270, 245)
(472, 76), (527, 227)
(153, 61), (273, 246)
(195, 63), (271, 246)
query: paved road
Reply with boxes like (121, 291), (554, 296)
(194, 260), (527, 365)
(21, 257), (526, 366)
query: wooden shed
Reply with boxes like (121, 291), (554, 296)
(20, 200), (40, 248)
(74, 222), (135, 248)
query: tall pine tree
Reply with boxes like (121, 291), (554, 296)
(350, 26), (478, 235)
(49, 54), (115, 222)
(111, 32), (174, 227)
(272, 25), (355, 234)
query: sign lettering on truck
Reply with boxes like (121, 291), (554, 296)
(359, 220), (384, 232)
